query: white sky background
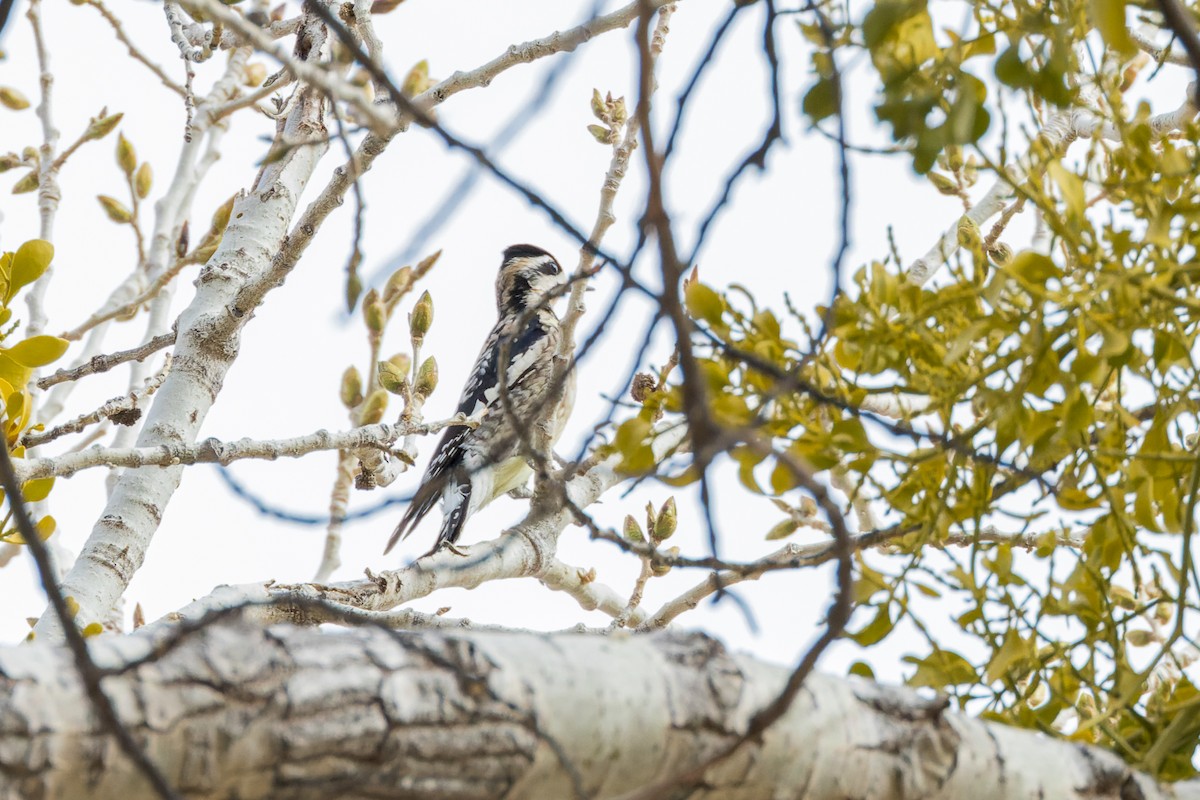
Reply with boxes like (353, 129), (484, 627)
(0, 0), (1010, 678)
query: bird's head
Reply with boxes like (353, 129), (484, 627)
(495, 244), (566, 317)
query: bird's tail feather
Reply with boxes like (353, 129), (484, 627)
(428, 481), (472, 556)
(383, 477), (444, 554)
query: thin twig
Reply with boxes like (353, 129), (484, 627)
(14, 416), (471, 482)
(23, 356), (172, 448)
(37, 332), (175, 389)
(88, 0), (186, 97)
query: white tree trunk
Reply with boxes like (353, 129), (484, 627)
(0, 622), (1194, 800)
(31, 83), (329, 641)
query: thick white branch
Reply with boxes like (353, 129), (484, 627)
(155, 426), (688, 627)
(1, 621), (1195, 799)
(33, 80), (330, 641)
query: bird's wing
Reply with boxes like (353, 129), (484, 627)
(454, 321), (550, 420)
(384, 320), (552, 553)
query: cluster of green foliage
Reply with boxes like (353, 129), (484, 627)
(0, 240), (68, 546)
(618, 0), (1200, 780)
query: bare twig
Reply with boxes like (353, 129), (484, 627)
(23, 356), (171, 448)
(37, 333), (175, 390)
(14, 417), (469, 482)
(88, 0), (186, 97)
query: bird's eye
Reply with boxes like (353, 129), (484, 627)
(543, 261), (561, 276)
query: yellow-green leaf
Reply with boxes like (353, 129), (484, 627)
(849, 605), (894, 646)
(0, 87), (30, 111)
(9, 238), (53, 296)
(684, 282), (724, 326)
(6, 335), (69, 367)
(1091, 0), (1136, 56)
(21, 476), (54, 503)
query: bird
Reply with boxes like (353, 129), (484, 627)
(384, 244), (575, 557)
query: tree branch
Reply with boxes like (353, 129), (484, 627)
(2, 619), (1197, 800)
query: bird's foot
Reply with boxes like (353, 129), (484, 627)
(445, 542), (470, 557)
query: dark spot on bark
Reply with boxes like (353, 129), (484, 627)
(108, 408), (142, 427)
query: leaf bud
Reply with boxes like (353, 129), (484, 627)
(377, 360), (408, 395)
(0, 87), (30, 110)
(1109, 586), (1137, 610)
(587, 123), (612, 145)
(401, 59), (432, 97)
(135, 162), (152, 199)
(651, 496), (677, 542)
(409, 290), (433, 343)
(84, 111), (123, 141)
(0, 153), (20, 172)
(988, 242), (1013, 267)
(623, 514), (644, 542)
(386, 352), (411, 375)
(590, 88), (606, 120)
(211, 194), (236, 234)
(244, 62), (267, 87)
(798, 496), (818, 518)
(956, 216), (981, 248)
(644, 500), (657, 539)
(611, 96), (627, 125)
(340, 366), (363, 408)
(765, 518), (801, 540)
(928, 172), (959, 195)
(383, 265), (413, 306)
(97, 194), (132, 223)
(414, 356), (438, 400)
(945, 145), (963, 171)
(363, 288), (386, 334)
(414, 249), (441, 275)
(11, 171), (38, 194)
(358, 389), (388, 425)
(345, 272), (363, 312)
(1125, 629), (1155, 648)
(116, 133), (136, 176)
(650, 547), (678, 577)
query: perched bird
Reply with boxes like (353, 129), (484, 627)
(384, 244), (575, 556)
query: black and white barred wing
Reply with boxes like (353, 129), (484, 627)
(383, 321), (551, 553)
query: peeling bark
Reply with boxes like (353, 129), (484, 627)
(0, 622), (1195, 800)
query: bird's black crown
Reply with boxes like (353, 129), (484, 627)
(503, 243), (553, 263)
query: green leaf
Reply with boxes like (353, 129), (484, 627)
(849, 604), (894, 646)
(849, 661), (876, 680)
(21, 476), (54, 503)
(1047, 161), (1086, 222)
(802, 76), (838, 122)
(985, 628), (1035, 683)
(906, 648), (978, 688)
(765, 518), (800, 540)
(8, 238), (53, 298)
(1091, 0), (1136, 57)
(5, 335), (68, 368)
(684, 282), (724, 326)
